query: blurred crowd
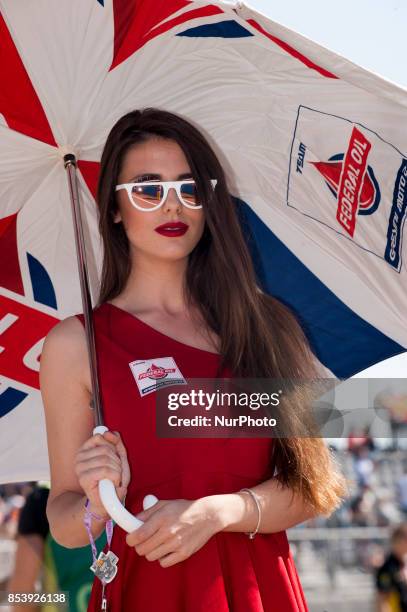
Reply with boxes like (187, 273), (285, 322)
(298, 429), (407, 592)
(330, 430), (407, 530)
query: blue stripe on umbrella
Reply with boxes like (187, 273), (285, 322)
(177, 20), (253, 39)
(27, 253), (57, 310)
(235, 196), (406, 378)
(0, 387), (28, 418)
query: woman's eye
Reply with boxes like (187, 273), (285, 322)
(138, 175), (156, 182)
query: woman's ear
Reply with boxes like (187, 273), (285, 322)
(113, 209), (122, 223)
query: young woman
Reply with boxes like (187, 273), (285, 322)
(40, 107), (346, 611)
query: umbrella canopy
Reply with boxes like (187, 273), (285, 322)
(0, 0), (406, 483)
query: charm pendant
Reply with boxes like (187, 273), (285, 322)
(90, 550), (119, 584)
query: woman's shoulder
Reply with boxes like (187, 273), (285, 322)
(42, 303), (117, 372)
(41, 315), (91, 389)
(44, 314), (87, 349)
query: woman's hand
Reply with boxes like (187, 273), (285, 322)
(125, 498), (222, 567)
(75, 430), (130, 517)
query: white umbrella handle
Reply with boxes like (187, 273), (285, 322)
(93, 426), (159, 533)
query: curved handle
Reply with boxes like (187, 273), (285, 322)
(94, 426), (159, 533)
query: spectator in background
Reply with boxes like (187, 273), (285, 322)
(350, 485), (377, 527)
(363, 425), (376, 453)
(376, 490), (404, 527)
(375, 522), (407, 612)
(354, 445), (376, 489)
(348, 427), (369, 457)
(6, 482), (107, 612)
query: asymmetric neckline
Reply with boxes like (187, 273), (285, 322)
(103, 301), (221, 358)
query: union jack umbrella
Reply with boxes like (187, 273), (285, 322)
(0, 0), (406, 495)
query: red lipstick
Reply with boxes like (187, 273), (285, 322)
(154, 222), (189, 237)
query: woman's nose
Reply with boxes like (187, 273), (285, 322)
(164, 187), (182, 210)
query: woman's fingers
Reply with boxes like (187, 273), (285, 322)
(126, 518), (162, 548)
(110, 431), (131, 488)
(139, 534), (176, 561)
(77, 433), (124, 470)
(75, 430), (130, 510)
(80, 432), (116, 451)
(99, 431), (131, 489)
(159, 551), (184, 568)
(81, 466), (122, 488)
(76, 452), (121, 472)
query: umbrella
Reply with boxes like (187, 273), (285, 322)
(1, 0), (406, 526)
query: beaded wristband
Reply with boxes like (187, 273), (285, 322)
(240, 488), (261, 539)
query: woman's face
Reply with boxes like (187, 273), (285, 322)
(114, 137), (206, 263)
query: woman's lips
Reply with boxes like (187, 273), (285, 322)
(154, 222), (189, 237)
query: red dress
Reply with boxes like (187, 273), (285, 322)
(76, 302), (308, 612)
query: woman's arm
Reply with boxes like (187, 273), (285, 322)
(39, 317), (128, 548)
(205, 476), (319, 535)
(125, 478), (319, 568)
(46, 491), (107, 548)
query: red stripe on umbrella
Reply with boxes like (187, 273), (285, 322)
(246, 18), (339, 79)
(0, 213), (24, 295)
(110, 0), (224, 70)
(0, 13), (57, 145)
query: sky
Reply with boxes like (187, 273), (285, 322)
(246, 0), (407, 88)
(244, 0), (407, 378)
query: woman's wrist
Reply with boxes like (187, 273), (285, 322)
(201, 493), (257, 533)
(84, 497), (110, 521)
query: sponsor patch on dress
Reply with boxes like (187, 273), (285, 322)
(128, 356), (187, 397)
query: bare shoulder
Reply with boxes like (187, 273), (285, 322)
(43, 314), (85, 346)
(41, 315), (91, 393)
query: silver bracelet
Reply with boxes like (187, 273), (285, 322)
(240, 488), (261, 539)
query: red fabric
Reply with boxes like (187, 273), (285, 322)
(0, 13), (56, 144)
(77, 161), (100, 201)
(110, 1), (224, 71)
(76, 302), (308, 611)
(0, 294), (58, 389)
(0, 213), (24, 295)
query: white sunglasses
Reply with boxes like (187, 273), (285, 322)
(115, 178), (217, 212)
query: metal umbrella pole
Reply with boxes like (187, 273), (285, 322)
(63, 153), (104, 427)
(63, 153), (158, 532)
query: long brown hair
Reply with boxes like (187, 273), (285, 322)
(96, 108), (347, 515)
